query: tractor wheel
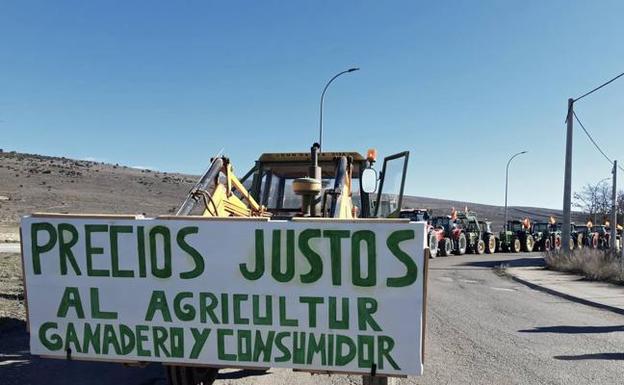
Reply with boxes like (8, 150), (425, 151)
(511, 237), (521, 253)
(475, 239), (485, 255)
(439, 238), (452, 256)
(165, 366), (219, 385)
(485, 235), (497, 254)
(523, 235), (535, 252)
(455, 233), (467, 255)
(576, 234), (583, 249)
(554, 235), (562, 251)
(544, 238), (551, 251)
(428, 233), (438, 258)
(592, 235), (599, 249)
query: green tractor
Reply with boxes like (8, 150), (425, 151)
(499, 220), (535, 253)
(590, 224), (611, 249)
(573, 223), (591, 248)
(478, 220), (498, 254)
(531, 221), (561, 251)
(566, 223), (582, 250)
(455, 212), (486, 254)
(550, 223), (580, 251)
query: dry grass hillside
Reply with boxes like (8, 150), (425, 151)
(0, 151), (195, 241)
(0, 151), (585, 241)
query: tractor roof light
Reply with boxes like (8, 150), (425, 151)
(367, 148), (377, 162)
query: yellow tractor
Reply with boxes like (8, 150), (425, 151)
(176, 143), (409, 221)
(167, 143), (410, 384)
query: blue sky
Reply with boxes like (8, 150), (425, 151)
(2, 1), (624, 209)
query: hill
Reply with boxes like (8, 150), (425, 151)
(0, 151), (195, 241)
(0, 151), (586, 241)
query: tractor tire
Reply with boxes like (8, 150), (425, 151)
(439, 238), (452, 256)
(592, 235), (599, 249)
(544, 238), (551, 251)
(428, 233), (438, 258)
(523, 235), (535, 252)
(475, 239), (486, 255)
(511, 237), (521, 253)
(599, 238), (607, 249)
(455, 233), (467, 255)
(554, 234), (562, 251)
(165, 366), (219, 385)
(485, 235), (497, 254)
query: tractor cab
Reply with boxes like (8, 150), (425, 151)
(465, 220), (481, 233)
(431, 216), (455, 233)
(479, 220), (493, 234)
(399, 208), (431, 222)
(532, 222), (547, 233)
(507, 220), (524, 232)
(592, 225), (608, 236)
(575, 225), (590, 236)
(455, 212), (481, 233)
(242, 146), (410, 219)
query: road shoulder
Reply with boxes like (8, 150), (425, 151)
(507, 265), (624, 315)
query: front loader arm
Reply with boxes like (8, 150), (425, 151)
(200, 161), (269, 217)
(177, 157), (269, 218)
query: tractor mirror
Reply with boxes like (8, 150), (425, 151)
(361, 168), (378, 193)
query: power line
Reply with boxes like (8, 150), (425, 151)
(573, 111), (624, 173)
(574, 71), (624, 102)
(573, 111), (613, 164)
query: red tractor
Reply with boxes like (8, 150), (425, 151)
(399, 208), (447, 257)
(431, 215), (467, 256)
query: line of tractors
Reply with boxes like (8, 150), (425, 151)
(399, 208), (622, 257)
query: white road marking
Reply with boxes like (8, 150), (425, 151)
(490, 287), (516, 292)
(0, 243), (20, 253)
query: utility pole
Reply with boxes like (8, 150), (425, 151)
(562, 71), (624, 254)
(612, 160), (618, 252)
(562, 98), (574, 252)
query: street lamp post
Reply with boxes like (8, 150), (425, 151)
(504, 151), (528, 231)
(318, 67), (359, 150)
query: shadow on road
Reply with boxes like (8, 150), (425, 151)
(218, 369), (270, 380)
(0, 292), (24, 300)
(461, 257), (545, 269)
(0, 317), (165, 385)
(519, 325), (624, 334)
(554, 353), (624, 361)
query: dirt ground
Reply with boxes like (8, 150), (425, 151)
(0, 225), (19, 243)
(0, 253), (25, 325)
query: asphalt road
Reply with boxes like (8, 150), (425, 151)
(2, 252), (623, 385)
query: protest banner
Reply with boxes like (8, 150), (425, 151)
(21, 214), (427, 376)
